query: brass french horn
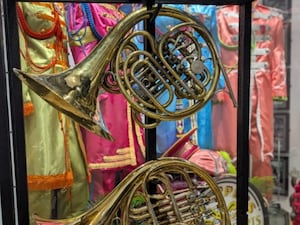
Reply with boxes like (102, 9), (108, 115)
(14, 5), (236, 139)
(33, 157), (231, 225)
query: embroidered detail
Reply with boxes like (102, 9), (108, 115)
(176, 120), (184, 138)
(27, 170), (73, 191)
(253, 11), (271, 20)
(19, 3), (77, 192)
(68, 27), (98, 47)
(134, 120), (145, 158)
(81, 3), (103, 41)
(88, 101), (143, 170)
(189, 99), (198, 145)
(252, 24), (271, 33)
(23, 102), (34, 116)
(17, 3), (68, 73)
(17, 3), (63, 40)
(88, 160), (136, 170)
(31, 2), (53, 9)
(228, 22), (239, 29)
(251, 62), (269, 70)
(252, 48), (270, 56)
(264, 152), (273, 158)
(224, 11), (239, 18)
(176, 99), (184, 138)
(103, 151), (131, 162)
(254, 34), (272, 42)
(125, 100), (137, 166)
(217, 29), (238, 50)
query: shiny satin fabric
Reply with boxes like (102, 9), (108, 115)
(213, 4), (287, 199)
(161, 128), (229, 177)
(177, 4), (225, 149)
(65, 3), (145, 201)
(65, 3), (125, 64)
(153, 4), (225, 153)
(18, 2), (89, 223)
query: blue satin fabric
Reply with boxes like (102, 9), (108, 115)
(132, 5), (225, 153)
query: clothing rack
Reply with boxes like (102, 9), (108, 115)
(0, 1), (253, 225)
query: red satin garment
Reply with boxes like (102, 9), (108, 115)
(213, 4), (287, 180)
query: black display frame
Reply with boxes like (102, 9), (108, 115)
(0, 1), (253, 225)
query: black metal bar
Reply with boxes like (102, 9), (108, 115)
(144, 1), (157, 161)
(5, 1), (252, 225)
(13, 0), (253, 5)
(0, 3), (17, 224)
(236, 2), (252, 225)
(4, 0), (30, 225)
(156, 0), (253, 4)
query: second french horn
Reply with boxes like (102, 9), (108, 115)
(33, 157), (231, 225)
(14, 5), (236, 139)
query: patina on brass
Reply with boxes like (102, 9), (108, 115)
(33, 157), (231, 225)
(14, 6), (236, 139)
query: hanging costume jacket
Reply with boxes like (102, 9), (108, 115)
(213, 4), (287, 199)
(65, 3), (145, 201)
(17, 2), (90, 223)
(153, 4), (224, 153)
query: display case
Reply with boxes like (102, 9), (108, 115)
(0, 1), (253, 225)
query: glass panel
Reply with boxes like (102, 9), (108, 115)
(11, 1), (260, 225)
(11, 0), (300, 224)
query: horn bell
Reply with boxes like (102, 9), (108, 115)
(13, 6), (166, 139)
(13, 6), (156, 140)
(13, 68), (112, 140)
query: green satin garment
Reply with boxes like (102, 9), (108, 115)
(18, 2), (89, 222)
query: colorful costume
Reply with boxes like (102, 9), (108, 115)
(213, 3), (287, 199)
(161, 128), (233, 177)
(154, 4), (224, 153)
(178, 5), (224, 149)
(65, 3), (145, 201)
(17, 2), (89, 223)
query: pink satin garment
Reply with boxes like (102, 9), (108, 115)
(66, 3), (145, 201)
(188, 150), (227, 177)
(213, 4), (287, 181)
(162, 128), (227, 178)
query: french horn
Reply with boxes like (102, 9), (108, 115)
(14, 5), (236, 139)
(33, 157), (231, 225)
